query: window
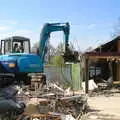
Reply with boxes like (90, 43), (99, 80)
(1, 37), (30, 54)
(1, 40), (5, 54)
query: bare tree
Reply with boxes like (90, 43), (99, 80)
(112, 17), (120, 38)
(31, 42), (39, 54)
(31, 41), (55, 63)
(84, 46), (93, 52)
(55, 42), (75, 56)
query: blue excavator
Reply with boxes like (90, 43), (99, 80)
(0, 22), (78, 86)
(0, 23), (78, 116)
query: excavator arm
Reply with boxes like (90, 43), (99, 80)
(38, 22), (70, 62)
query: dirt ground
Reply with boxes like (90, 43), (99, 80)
(85, 90), (120, 120)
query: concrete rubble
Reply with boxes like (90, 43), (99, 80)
(16, 82), (88, 120)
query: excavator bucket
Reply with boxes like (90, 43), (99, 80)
(63, 48), (79, 63)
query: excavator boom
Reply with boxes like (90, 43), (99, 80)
(38, 22), (70, 62)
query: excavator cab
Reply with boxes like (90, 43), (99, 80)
(1, 36), (31, 54)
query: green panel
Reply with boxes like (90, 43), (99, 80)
(72, 63), (82, 90)
(45, 63), (83, 90)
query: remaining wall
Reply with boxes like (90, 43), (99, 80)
(44, 63), (83, 90)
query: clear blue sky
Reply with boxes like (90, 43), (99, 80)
(0, 0), (119, 50)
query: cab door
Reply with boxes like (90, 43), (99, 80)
(1, 39), (12, 54)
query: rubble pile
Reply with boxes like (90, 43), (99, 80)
(16, 83), (88, 120)
(89, 85), (120, 97)
(54, 95), (87, 117)
(22, 95), (87, 120)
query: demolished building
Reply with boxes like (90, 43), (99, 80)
(84, 36), (120, 93)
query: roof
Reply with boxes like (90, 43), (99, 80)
(85, 36), (120, 53)
(1, 36), (30, 41)
(84, 36), (120, 59)
(94, 36), (120, 52)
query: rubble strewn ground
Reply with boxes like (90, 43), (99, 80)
(16, 80), (120, 120)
